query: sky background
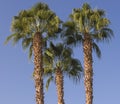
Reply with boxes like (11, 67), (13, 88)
(0, 0), (120, 104)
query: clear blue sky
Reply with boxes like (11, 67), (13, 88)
(0, 0), (120, 104)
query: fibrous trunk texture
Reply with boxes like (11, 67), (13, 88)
(55, 69), (64, 104)
(33, 32), (44, 104)
(83, 34), (93, 104)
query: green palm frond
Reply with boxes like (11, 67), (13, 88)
(98, 28), (113, 42)
(22, 37), (33, 50)
(31, 2), (49, 12)
(44, 67), (53, 75)
(66, 36), (76, 45)
(5, 33), (24, 45)
(46, 76), (54, 91)
(28, 45), (33, 59)
(62, 46), (73, 58)
(92, 42), (101, 58)
(45, 49), (53, 58)
(93, 28), (113, 42)
(94, 9), (105, 17)
(82, 3), (91, 10)
(63, 21), (83, 46)
(4, 33), (17, 44)
(65, 58), (83, 83)
(43, 52), (53, 65)
(62, 21), (76, 37)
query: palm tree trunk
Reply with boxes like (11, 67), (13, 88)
(83, 34), (93, 104)
(33, 32), (44, 104)
(55, 69), (65, 104)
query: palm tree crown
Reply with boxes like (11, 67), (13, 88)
(5, 2), (60, 58)
(63, 3), (113, 57)
(44, 42), (82, 83)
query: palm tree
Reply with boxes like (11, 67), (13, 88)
(5, 3), (60, 104)
(43, 42), (82, 104)
(63, 3), (113, 104)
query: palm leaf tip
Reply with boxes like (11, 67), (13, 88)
(92, 42), (101, 58)
(67, 58), (83, 83)
(96, 28), (114, 42)
(4, 36), (11, 45)
(45, 76), (53, 91)
(32, 2), (49, 11)
(4, 34), (16, 45)
(28, 45), (33, 59)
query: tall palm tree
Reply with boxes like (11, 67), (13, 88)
(43, 42), (82, 104)
(5, 3), (60, 104)
(63, 3), (113, 104)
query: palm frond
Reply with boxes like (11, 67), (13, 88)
(94, 28), (113, 42)
(4, 33), (16, 45)
(92, 42), (101, 58)
(28, 45), (33, 59)
(65, 58), (83, 83)
(62, 21), (83, 46)
(22, 37), (33, 50)
(82, 3), (91, 10)
(5, 33), (24, 46)
(31, 2), (49, 13)
(45, 76), (54, 91)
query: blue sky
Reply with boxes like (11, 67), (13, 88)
(0, 0), (120, 104)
